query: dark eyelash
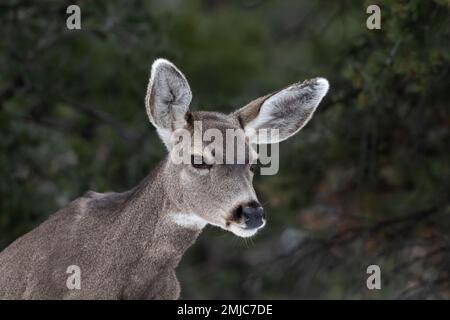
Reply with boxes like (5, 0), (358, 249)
(191, 155), (212, 170)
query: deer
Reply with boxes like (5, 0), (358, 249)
(0, 59), (329, 299)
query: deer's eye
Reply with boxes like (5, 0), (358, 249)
(250, 163), (258, 173)
(191, 155), (212, 170)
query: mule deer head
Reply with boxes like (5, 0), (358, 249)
(0, 58), (330, 300)
(145, 59), (329, 238)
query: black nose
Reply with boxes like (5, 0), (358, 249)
(241, 202), (265, 229)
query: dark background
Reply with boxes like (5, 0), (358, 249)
(1, 0), (449, 299)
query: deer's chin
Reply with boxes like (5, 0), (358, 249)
(227, 223), (261, 238)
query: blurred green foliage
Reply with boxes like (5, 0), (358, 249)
(1, 0), (449, 299)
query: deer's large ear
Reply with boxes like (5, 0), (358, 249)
(145, 58), (192, 149)
(233, 78), (329, 144)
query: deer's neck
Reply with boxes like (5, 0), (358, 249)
(101, 160), (204, 283)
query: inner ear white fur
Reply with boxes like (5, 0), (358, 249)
(244, 78), (329, 144)
(145, 58), (192, 149)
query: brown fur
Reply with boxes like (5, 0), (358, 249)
(0, 59), (329, 299)
(0, 161), (199, 299)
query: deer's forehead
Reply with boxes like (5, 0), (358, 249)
(190, 111), (240, 130)
(188, 112), (247, 143)
(186, 111), (257, 162)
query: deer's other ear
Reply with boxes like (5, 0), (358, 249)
(233, 78), (329, 144)
(145, 58), (192, 149)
